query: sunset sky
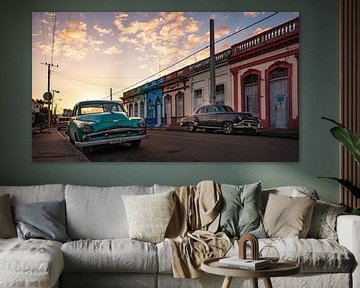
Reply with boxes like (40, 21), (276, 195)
(32, 12), (298, 114)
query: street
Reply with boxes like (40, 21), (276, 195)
(81, 129), (298, 162)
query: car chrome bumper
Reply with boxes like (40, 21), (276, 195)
(75, 134), (148, 148)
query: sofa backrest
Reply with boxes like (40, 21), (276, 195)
(0, 184), (65, 204)
(65, 184), (154, 240)
(261, 186), (319, 212)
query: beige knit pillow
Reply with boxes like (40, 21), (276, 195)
(122, 191), (175, 243)
(263, 193), (316, 238)
(0, 194), (17, 238)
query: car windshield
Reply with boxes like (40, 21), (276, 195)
(80, 103), (125, 115)
(217, 106), (234, 113)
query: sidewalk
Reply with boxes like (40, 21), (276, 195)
(32, 129), (89, 162)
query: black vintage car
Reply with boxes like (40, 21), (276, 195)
(180, 104), (261, 135)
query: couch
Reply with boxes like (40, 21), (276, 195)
(0, 183), (359, 288)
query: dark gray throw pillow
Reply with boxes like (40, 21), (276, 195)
(218, 182), (267, 239)
(12, 200), (70, 243)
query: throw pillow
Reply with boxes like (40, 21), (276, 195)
(218, 182), (267, 238)
(122, 191), (175, 243)
(0, 194), (16, 238)
(307, 200), (347, 240)
(263, 193), (316, 238)
(12, 200), (70, 243)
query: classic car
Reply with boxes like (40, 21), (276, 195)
(180, 104), (261, 135)
(56, 116), (70, 131)
(67, 100), (148, 149)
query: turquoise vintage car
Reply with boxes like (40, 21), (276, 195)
(68, 100), (148, 149)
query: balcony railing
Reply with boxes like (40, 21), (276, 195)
(232, 17), (299, 55)
(188, 49), (231, 74)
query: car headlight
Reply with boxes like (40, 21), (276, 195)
(139, 119), (146, 128)
(82, 124), (92, 133)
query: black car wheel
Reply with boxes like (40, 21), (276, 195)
(130, 140), (141, 148)
(223, 122), (234, 135)
(187, 122), (197, 132)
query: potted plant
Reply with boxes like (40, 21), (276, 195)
(320, 117), (360, 215)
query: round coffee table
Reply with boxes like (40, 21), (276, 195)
(201, 257), (300, 288)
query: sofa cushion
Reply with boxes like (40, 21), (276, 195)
(307, 200), (347, 240)
(12, 200), (70, 243)
(0, 184), (65, 204)
(158, 237), (353, 274)
(0, 194), (16, 238)
(61, 239), (158, 273)
(65, 185), (153, 239)
(218, 182), (266, 238)
(260, 238), (353, 273)
(0, 238), (64, 288)
(122, 191), (175, 243)
(261, 186), (319, 213)
(263, 193), (316, 238)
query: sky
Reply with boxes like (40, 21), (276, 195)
(32, 12), (298, 114)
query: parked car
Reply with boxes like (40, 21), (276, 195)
(68, 100), (148, 149)
(180, 104), (261, 135)
(56, 116), (70, 131)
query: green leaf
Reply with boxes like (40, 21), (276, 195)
(330, 126), (360, 165)
(322, 117), (360, 165)
(318, 177), (360, 198)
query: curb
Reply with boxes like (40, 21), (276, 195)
(55, 130), (90, 162)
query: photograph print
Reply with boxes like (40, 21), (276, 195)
(32, 12), (299, 162)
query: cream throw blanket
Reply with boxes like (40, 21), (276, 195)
(165, 181), (231, 278)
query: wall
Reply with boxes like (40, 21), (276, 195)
(0, 0), (340, 203)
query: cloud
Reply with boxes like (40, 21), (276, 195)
(113, 12), (204, 74)
(243, 12), (259, 17)
(104, 46), (122, 55)
(254, 27), (271, 35)
(35, 16), (104, 62)
(94, 24), (112, 36)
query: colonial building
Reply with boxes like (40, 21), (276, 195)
(229, 17), (299, 130)
(122, 17), (299, 131)
(160, 67), (188, 126)
(185, 49), (232, 116)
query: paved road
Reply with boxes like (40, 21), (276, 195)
(82, 129), (299, 162)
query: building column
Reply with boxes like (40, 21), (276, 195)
(231, 69), (239, 111)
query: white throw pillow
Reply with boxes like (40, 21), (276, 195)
(122, 191), (175, 243)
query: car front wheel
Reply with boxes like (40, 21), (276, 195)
(223, 122), (234, 135)
(130, 140), (141, 148)
(187, 122), (197, 133)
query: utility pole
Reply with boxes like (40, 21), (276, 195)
(41, 62), (58, 134)
(209, 19), (216, 105)
(110, 88), (113, 101)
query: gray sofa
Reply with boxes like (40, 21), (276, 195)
(0, 183), (359, 288)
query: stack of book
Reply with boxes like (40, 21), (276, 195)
(218, 257), (271, 270)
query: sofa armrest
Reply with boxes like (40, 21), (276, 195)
(337, 215), (360, 288)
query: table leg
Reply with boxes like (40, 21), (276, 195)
(222, 276), (233, 288)
(251, 278), (258, 288)
(263, 277), (273, 288)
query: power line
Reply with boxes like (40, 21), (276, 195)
(58, 12), (72, 66)
(51, 12), (57, 65)
(111, 12), (279, 98)
(40, 12), (47, 63)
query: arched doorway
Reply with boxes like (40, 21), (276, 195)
(156, 98), (161, 127)
(164, 95), (172, 125)
(242, 72), (260, 117)
(268, 64), (290, 128)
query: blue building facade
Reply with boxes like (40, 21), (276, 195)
(143, 77), (164, 127)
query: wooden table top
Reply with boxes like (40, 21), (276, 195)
(201, 257), (300, 278)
